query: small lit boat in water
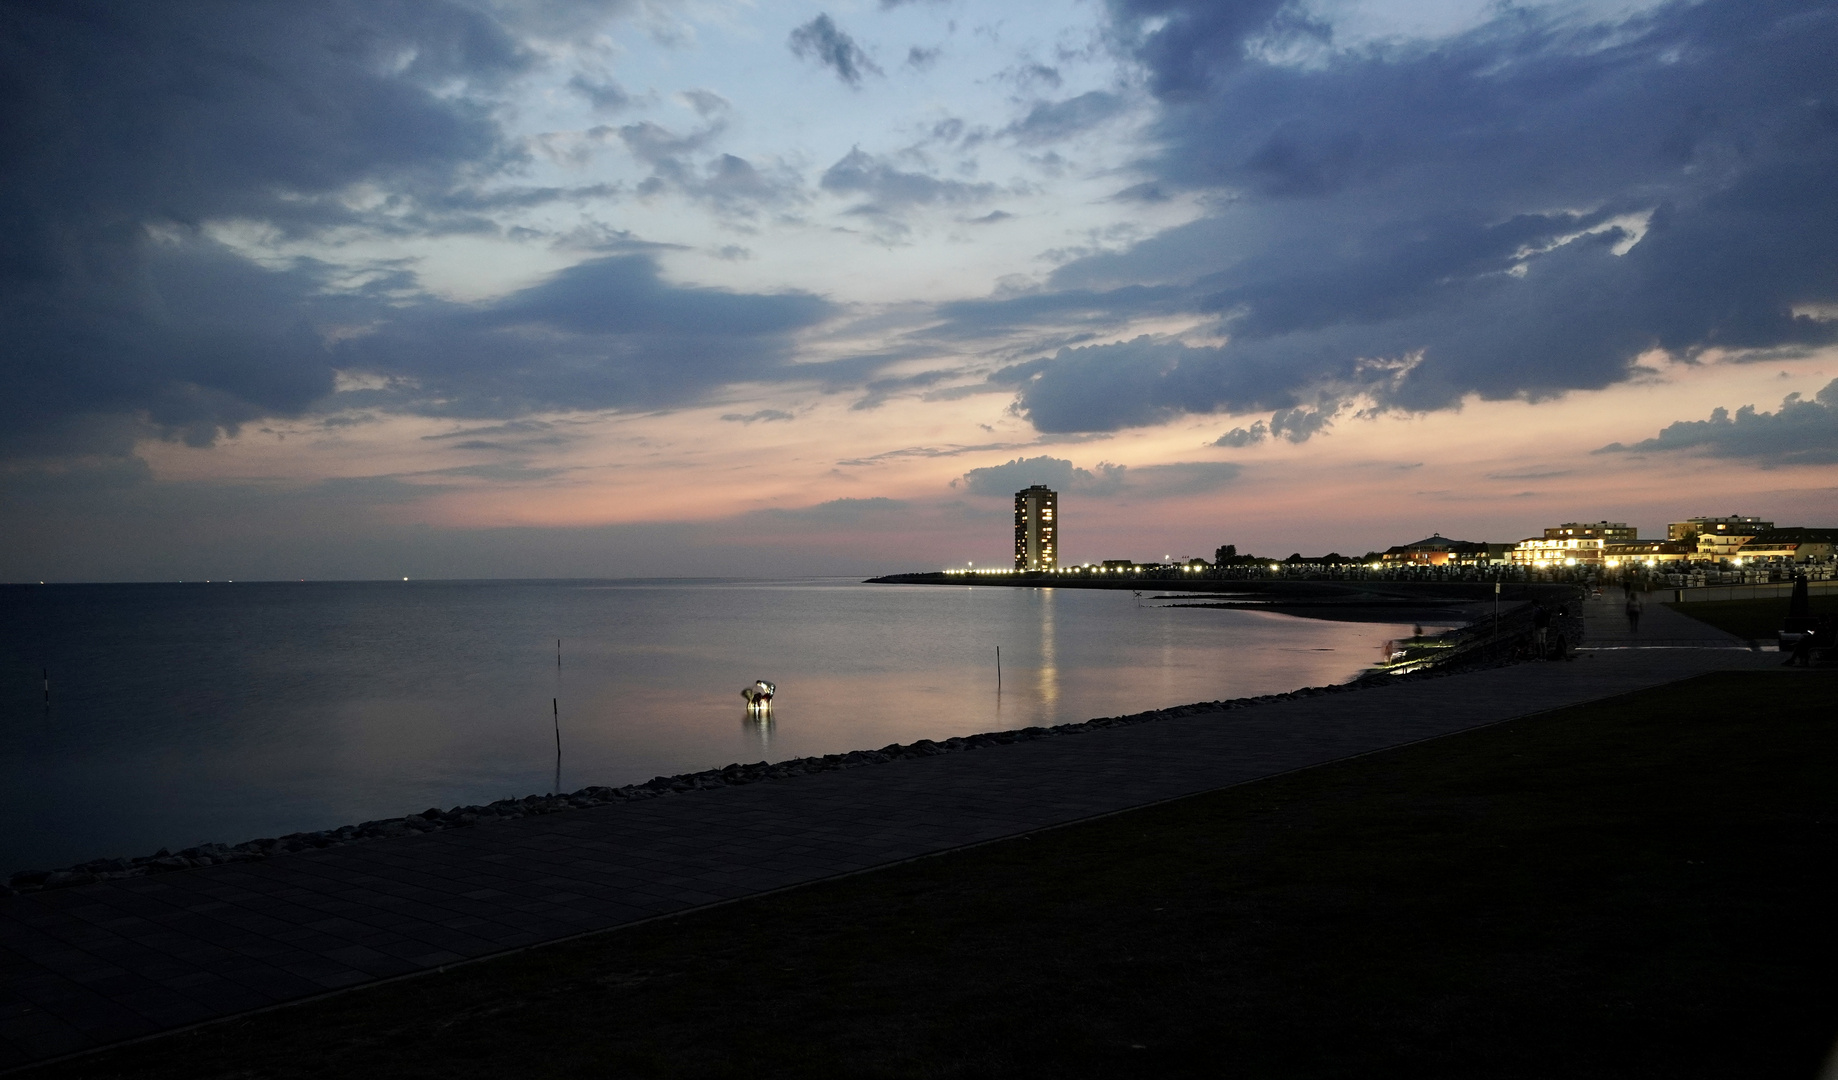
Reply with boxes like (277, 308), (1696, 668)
(741, 679), (776, 707)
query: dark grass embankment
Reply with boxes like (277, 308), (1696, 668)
(32, 672), (1838, 1080)
(1667, 595), (1838, 640)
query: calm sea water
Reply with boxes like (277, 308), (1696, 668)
(1, 579), (1426, 873)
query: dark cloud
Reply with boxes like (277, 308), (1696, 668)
(1268, 401), (1340, 442)
(1107, 0), (1292, 100)
(680, 89), (730, 117)
(0, 0), (546, 459)
(421, 419), (576, 453)
(567, 75), (632, 112)
(927, 117), (970, 144)
(321, 413), (381, 429)
(1210, 401), (1340, 446)
(1598, 378), (1838, 465)
(788, 14), (882, 88)
(851, 369), (959, 410)
(619, 118), (802, 213)
(936, 285), (1189, 349)
(1213, 422), (1265, 448)
(923, 0), (1838, 433)
(820, 148), (1000, 216)
(827, 147), (1014, 225)
(333, 255), (831, 417)
(720, 409), (796, 423)
(2, 1), (528, 249)
(677, 153), (803, 211)
(0, 0), (845, 467)
(958, 455), (1123, 496)
(618, 119), (723, 165)
(421, 420), (562, 441)
(906, 46), (941, 70)
(1109, 181), (1173, 202)
(836, 441), (1025, 466)
(551, 224), (681, 253)
(471, 0), (637, 42)
(955, 454), (1240, 498)
(1003, 91), (1127, 144)
(995, 338), (1187, 431)
(1006, 63), (1063, 91)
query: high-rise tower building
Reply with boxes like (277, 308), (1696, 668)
(1014, 485), (1058, 571)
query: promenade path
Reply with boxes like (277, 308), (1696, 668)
(0, 607), (1774, 1071)
(1579, 585), (1771, 649)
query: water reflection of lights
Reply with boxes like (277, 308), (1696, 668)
(1037, 589), (1058, 712)
(742, 706), (775, 756)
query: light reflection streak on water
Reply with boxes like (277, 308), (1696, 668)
(743, 710), (774, 759)
(1036, 587), (1057, 718)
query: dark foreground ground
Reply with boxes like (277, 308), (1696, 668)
(30, 671), (1838, 1080)
(1667, 594), (1838, 641)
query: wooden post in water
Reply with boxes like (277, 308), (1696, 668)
(557, 638), (561, 668)
(552, 697), (561, 793)
(996, 646), (1001, 691)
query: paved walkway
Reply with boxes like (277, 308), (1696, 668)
(0, 642), (1778, 1070)
(1579, 587), (1767, 649)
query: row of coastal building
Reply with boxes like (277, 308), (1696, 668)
(1386, 516), (1838, 569)
(1002, 484), (1835, 572)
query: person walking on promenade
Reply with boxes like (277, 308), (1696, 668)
(1533, 604), (1551, 659)
(1625, 591), (1643, 634)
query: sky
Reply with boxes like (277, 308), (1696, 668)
(2, 0), (1836, 581)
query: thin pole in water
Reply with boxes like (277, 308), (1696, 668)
(552, 697), (561, 793)
(557, 638), (561, 668)
(43, 668), (49, 710)
(996, 646), (1001, 691)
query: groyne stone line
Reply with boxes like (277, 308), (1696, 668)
(0, 648), (1774, 1070)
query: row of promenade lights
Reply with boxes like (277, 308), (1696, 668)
(941, 564), (1232, 575)
(940, 557), (1760, 574)
(948, 562), (1690, 576)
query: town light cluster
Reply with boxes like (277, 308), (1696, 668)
(946, 499), (1837, 575)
